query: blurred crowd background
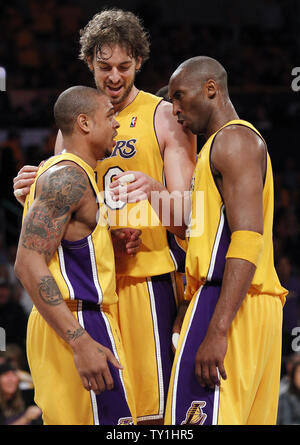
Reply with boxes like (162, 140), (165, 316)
(0, 0), (300, 425)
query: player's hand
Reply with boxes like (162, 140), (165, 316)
(109, 170), (156, 203)
(111, 228), (142, 257)
(171, 301), (189, 353)
(13, 165), (38, 205)
(72, 332), (123, 395)
(195, 330), (227, 389)
(24, 405), (42, 422)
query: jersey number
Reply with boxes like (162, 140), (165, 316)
(103, 166), (126, 210)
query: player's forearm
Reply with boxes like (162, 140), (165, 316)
(14, 253), (87, 348)
(148, 180), (188, 239)
(206, 257), (256, 337)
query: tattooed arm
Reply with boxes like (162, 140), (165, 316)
(14, 162), (122, 394)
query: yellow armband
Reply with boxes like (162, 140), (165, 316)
(225, 230), (264, 267)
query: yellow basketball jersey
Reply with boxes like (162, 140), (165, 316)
(23, 152), (118, 306)
(95, 90), (177, 277)
(185, 119), (287, 304)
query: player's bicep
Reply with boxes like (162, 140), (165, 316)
(156, 101), (196, 193)
(20, 198), (70, 262)
(20, 164), (89, 262)
(163, 137), (196, 193)
(213, 128), (265, 234)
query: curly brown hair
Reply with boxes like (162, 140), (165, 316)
(79, 9), (150, 66)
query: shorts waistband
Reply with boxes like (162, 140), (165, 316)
(65, 299), (110, 312)
(204, 280), (222, 287)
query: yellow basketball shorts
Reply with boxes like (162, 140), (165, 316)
(26, 303), (136, 425)
(112, 271), (184, 422)
(165, 284), (283, 425)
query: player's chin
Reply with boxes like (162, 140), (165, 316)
(102, 148), (113, 159)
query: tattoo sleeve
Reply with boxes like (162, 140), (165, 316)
(21, 165), (88, 261)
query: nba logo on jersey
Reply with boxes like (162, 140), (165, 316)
(181, 401), (207, 425)
(130, 116), (137, 127)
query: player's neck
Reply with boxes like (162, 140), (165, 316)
(205, 100), (239, 139)
(62, 136), (97, 170)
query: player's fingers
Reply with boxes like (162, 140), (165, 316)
(81, 375), (91, 392)
(217, 362), (227, 382)
(101, 367), (114, 391)
(106, 348), (123, 370)
(13, 177), (35, 191)
(127, 190), (147, 203)
(199, 362), (210, 388)
(13, 187), (31, 205)
(126, 241), (141, 256)
(208, 364), (220, 388)
(129, 229), (142, 240)
(111, 229), (126, 239)
(126, 237), (142, 248)
(195, 360), (204, 386)
(16, 165), (39, 176)
(13, 170), (37, 184)
(110, 172), (137, 189)
(89, 375), (104, 395)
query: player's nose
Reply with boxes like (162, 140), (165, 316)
(108, 68), (121, 84)
(172, 101), (181, 117)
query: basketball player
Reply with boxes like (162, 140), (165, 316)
(13, 9), (196, 424)
(14, 86), (137, 425)
(162, 56), (288, 425)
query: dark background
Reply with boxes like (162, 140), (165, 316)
(0, 0), (299, 389)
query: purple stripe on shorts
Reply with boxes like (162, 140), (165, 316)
(150, 273), (177, 415)
(173, 284), (221, 425)
(60, 237), (99, 304)
(81, 309), (133, 425)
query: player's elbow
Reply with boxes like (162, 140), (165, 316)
(14, 254), (27, 283)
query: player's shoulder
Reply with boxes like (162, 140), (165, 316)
(36, 160), (90, 199)
(213, 122), (266, 160)
(155, 99), (187, 133)
(40, 160), (88, 181)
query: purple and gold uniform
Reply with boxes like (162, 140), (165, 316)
(165, 120), (287, 425)
(24, 153), (136, 425)
(95, 91), (185, 421)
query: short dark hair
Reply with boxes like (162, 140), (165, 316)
(79, 8), (150, 66)
(53, 86), (105, 135)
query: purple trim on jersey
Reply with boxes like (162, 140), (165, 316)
(151, 273), (178, 411)
(60, 236), (100, 304)
(208, 208), (231, 283)
(153, 97), (164, 161)
(172, 284), (220, 425)
(81, 309), (133, 425)
(167, 232), (186, 273)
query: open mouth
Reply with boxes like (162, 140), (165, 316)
(177, 119), (188, 130)
(106, 85), (123, 97)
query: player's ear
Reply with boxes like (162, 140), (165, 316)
(205, 79), (217, 99)
(135, 57), (142, 73)
(87, 56), (94, 72)
(77, 114), (90, 134)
